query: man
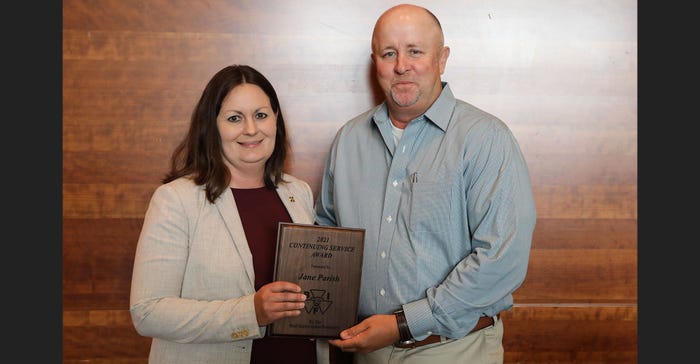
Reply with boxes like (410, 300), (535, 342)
(315, 4), (537, 364)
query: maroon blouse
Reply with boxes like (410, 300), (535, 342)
(231, 187), (317, 364)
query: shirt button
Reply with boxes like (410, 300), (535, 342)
(380, 289), (386, 296)
(380, 251), (386, 259)
(386, 215), (392, 223)
(392, 180), (398, 187)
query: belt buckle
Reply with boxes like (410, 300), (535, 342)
(395, 338), (417, 349)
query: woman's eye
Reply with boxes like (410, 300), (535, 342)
(227, 115), (241, 122)
(255, 112), (268, 119)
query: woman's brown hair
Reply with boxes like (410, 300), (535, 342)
(163, 65), (288, 203)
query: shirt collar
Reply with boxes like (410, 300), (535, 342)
(373, 82), (456, 132)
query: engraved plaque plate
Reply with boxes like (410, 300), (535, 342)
(268, 222), (365, 338)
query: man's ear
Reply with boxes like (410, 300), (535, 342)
(439, 46), (450, 74)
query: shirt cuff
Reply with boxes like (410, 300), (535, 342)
(401, 299), (437, 341)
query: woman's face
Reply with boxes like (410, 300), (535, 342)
(216, 83), (277, 178)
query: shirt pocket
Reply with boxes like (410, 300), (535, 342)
(408, 182), (452, 233)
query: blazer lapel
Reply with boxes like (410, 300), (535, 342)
(277, 183), (312, 224)
(214, 190), (256, 288)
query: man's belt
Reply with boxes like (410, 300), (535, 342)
(394, 313), (500, 349)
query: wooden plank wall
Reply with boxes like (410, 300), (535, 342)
(63, 0), (637, 362)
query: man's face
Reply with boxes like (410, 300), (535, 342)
(371, 7), (449, 122)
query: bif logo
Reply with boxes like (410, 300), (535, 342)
(304, 289), (333, 314)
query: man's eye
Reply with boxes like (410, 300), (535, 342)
(383, 51), (396, 58)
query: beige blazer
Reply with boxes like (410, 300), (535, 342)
(130, 175), (329, 364)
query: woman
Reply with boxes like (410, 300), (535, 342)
(130, 65), (328, 364)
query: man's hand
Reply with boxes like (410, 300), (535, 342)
(328, 314), (400, 353)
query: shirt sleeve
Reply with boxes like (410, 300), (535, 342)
(408, 125), (537, 339)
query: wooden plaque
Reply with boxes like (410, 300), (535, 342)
(268, 222), (365, 338)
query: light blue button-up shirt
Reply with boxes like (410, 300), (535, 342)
(315, 83), (536, 340)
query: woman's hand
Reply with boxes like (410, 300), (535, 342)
(254, 281), (308, 326)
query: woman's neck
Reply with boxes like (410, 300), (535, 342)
(229, 168), (266, 189)
(227, 162), (267, 189)
(230, 175), (265, 189)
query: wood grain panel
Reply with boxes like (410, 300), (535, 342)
(503, 306), (637, 363)
(63, 183), (638, 220)
(532, 219), (637, 250)
(63, 0), (383, 39)
(63, 0), (637, 362)
(532, 185), (636, 219)
(516, 249), (637, 303)
(63, 219), (637, 310)
(64, 360), (147, 364)
(63, 218), (143, 309)
(63, 184), (156, 219)
(63, 29), (371, 66)
(503, 306), (637, 351)
(527, 155), (637, 187)
(62, 63), (377, 124)
(62, 83), (198, 124)
(63, 326), (151, 360)
(63, 115), (638, 189)
(62, 306), (636, 363)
